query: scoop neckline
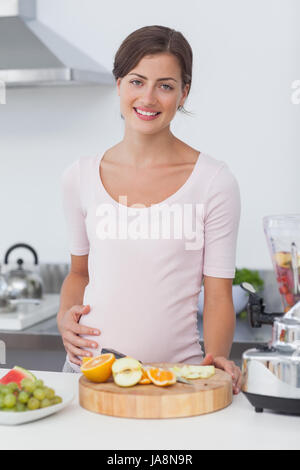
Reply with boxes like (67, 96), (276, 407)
(96, 149), (202, 211)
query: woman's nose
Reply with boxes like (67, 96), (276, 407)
(141, 87), (157, 105)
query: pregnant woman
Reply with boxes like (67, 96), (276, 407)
(58, 25), (242, 393)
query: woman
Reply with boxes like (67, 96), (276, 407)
(58, 25), (242, 394)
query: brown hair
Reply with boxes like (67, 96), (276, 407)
(113, 25), (194, 117)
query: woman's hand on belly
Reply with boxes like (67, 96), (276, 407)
(57, 305), (101, 366)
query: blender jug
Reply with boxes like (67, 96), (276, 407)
(263, 214), (300, 313)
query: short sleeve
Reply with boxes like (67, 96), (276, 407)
(203, 164), (241, 278)
(61, 159), (90, 256)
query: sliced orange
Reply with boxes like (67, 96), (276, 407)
(80, 353), (115, 383)
(146, 367), (176, 387)
(82, 356), (93, 364)
(138, 367), (151, 385)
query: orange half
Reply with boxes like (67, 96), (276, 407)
(146, 367), (176, 387)
(81, 353), (115, 383)
(82, 356), (93, 364)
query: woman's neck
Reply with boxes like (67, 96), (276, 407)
(119, 128), (180, 168)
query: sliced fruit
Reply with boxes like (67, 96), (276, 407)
(274, 252), (292, 268)
(81, 357), (93, 365)
(112, 357), (143, 387)
(0, 366), (36, 389)
(170, 365), (215, 379)
(138, 367), (151, 385)
(146, 367), (176, 387)
(285, 292), (295, 306)
(170, 366), (183, 378)
(80, 353), (115, 383)
(114, 370), (143, 387)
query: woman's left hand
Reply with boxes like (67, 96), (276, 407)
(201, 354), (242, 394)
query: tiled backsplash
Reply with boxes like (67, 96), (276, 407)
(39, 264), (283, 313)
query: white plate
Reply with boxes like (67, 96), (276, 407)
(0, 384), (74, 426)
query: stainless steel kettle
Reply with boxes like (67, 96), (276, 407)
(4, 243), (43, 300)
(0, 264), (40, 313)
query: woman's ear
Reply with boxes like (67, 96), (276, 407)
(182, 83), (190, 101)
(116, 78), (122, 96)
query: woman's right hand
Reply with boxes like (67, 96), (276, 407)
(58, 305), (101, 366)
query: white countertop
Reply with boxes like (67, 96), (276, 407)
(0, 368), (300, 450)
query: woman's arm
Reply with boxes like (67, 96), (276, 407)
(57, 255), (101, 366)
(57, 271), (89, 324)
(202, 275), (242, 394)
(202, 276), (235, 358)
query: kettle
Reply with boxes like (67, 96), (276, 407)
(0, 264), (40, 313)
(4, 243), (43, 300)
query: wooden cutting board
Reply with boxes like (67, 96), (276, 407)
(79, 362), (232, 419)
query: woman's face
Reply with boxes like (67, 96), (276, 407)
(117, 53), (189, 134)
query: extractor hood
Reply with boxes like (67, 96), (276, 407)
(0, 0), (115, 87)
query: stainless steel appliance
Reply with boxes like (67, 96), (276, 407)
(0, 243), (59, 328)
(0, 263), (40, 313)
(241, 214), (300, 414)
(0, 0), (114, 87)
(4, 243), (43, 300)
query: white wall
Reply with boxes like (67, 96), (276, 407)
(0, 0), (299, 268)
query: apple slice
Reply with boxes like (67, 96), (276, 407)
(170, 365), (215, 379)
(112, 357), (143, 387)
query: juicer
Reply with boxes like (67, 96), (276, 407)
(241, 214), (300, 413)
(241, 282), (300, 413)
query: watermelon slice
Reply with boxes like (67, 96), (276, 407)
(0, 366), (36, 389)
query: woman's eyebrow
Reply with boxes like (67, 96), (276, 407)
(128, 73), (177, 82)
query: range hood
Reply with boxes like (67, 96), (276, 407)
(0, 0), (115, 87)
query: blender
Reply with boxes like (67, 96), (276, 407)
(241, 214), (300, 414)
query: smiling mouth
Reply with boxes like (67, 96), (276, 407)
(133, 107), (161, 116)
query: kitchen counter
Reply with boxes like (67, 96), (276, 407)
(0, 368), (299, 450)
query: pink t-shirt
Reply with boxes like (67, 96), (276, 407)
(61, 150), (241, 371)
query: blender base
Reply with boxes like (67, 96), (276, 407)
(243, 392), (300, 414)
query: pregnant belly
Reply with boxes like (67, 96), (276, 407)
(79, 306), (172, 362)
(78, 299), (202, 364)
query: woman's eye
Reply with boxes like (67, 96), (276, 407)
(161, 84), (173, 90)
(130, 80), (142, 86)
(130, 80), (173, 90)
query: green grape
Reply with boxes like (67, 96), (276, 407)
(40, 398), (51, 408)
(2, 407), (16, 412)
(52, 396), (63, 405)
(21, 379), (35, 393)
(27, 397), (40, 410)
(18, 391), (29, 404)
(16, 402), (26, 412)
(4, 393), (17, 409)
(35, 379), (44, 388)
(0, 385), (10, 395)
(45, 387), (55, 400)
(33, 388), (46, 401)
(7, 382), (19, 392)
(0, 395), (4, 409)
